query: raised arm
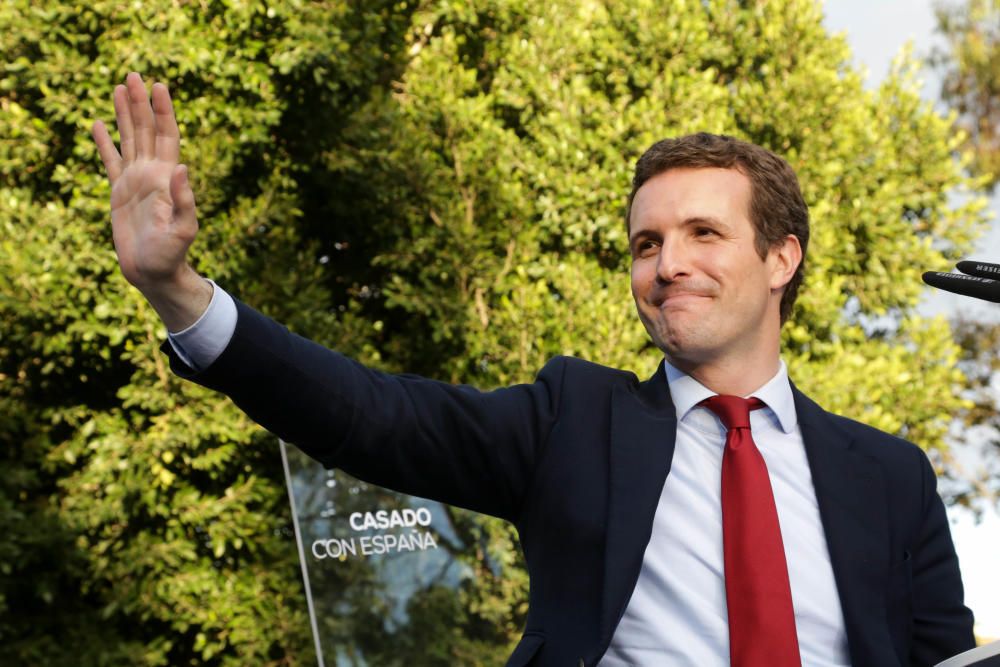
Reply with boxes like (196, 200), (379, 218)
(91, 72), (211, 331)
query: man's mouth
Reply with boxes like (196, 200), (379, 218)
(655, 292), (709, 308)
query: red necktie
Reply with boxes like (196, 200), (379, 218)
(701, 395), (801, 667)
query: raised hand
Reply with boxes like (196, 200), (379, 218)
(92, 73), (211, 330)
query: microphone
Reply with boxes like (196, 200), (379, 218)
(922, 261), (1000, 303)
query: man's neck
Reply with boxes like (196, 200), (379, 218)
(666, 354), (782, 397)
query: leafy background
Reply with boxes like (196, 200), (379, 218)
(1, 0), (996, 664)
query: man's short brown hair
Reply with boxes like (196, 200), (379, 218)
(626, 133), (809, 323)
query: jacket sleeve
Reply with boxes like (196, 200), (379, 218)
(909, 453), (976, 666)
(162, 299), (565, 522)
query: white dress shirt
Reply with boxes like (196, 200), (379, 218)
(600, 362), (850, 666)
(169, 284), (850, 665)
(167, 280), (237, 370)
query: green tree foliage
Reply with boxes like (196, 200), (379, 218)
(940, 318), (1000, 512)
(0, 0), (989, 664)
(934, 0), (1000, 187)
(932, 0), (1000, 513)
(1, 0), (415, 664)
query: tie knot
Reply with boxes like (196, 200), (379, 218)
(701, 395), (765, 430)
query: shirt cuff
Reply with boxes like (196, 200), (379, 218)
(166, 280), (238, 371)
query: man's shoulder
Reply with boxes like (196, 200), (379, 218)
(796, 389), (928, 464)
(538, 355), (644, 387)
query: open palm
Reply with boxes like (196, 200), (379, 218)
(92, 73), (197, 292)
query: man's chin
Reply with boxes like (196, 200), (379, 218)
(639, 311), (709, 352)
(650, 328), (715, 365)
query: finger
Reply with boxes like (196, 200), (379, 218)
(170, 165), (199, 235)
(956, 260), (1000, 281)
(91, 120), (123, 183)
(126, 72), (155, 160)
(151, 82), (181, 164)
(113, 83), (135, 163)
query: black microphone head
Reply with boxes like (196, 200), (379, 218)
(922, 270), (1000, 303)
(956, 260), (1000, 280)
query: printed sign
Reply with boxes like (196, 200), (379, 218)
(280, 441), (470, 666)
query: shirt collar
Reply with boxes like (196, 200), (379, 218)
(663, 359), (798, 434)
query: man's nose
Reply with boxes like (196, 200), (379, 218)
(655, 238), (692, 282)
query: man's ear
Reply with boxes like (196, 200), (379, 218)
(768, 234), (802, 291)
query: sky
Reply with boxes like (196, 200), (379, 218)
(822, 0), (1000, 641)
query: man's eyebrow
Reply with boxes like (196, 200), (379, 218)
(681, 215), (727, 227)
(629, 215), (728, 240)
(628, 228), (659, 244)
(628, 214), (734, 244)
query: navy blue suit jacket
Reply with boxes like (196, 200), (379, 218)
(167, 300), (975, 666)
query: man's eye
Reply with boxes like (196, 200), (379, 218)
(694, 227), (717, 237)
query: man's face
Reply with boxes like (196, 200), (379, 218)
(629, 167), (797, 370)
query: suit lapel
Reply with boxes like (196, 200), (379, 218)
(594, 363), (678, 660)
(793, 387), (891, 664)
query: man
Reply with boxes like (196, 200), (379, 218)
(93, 73), (974, 666)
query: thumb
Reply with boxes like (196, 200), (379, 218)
(170, 164), (198, 230)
